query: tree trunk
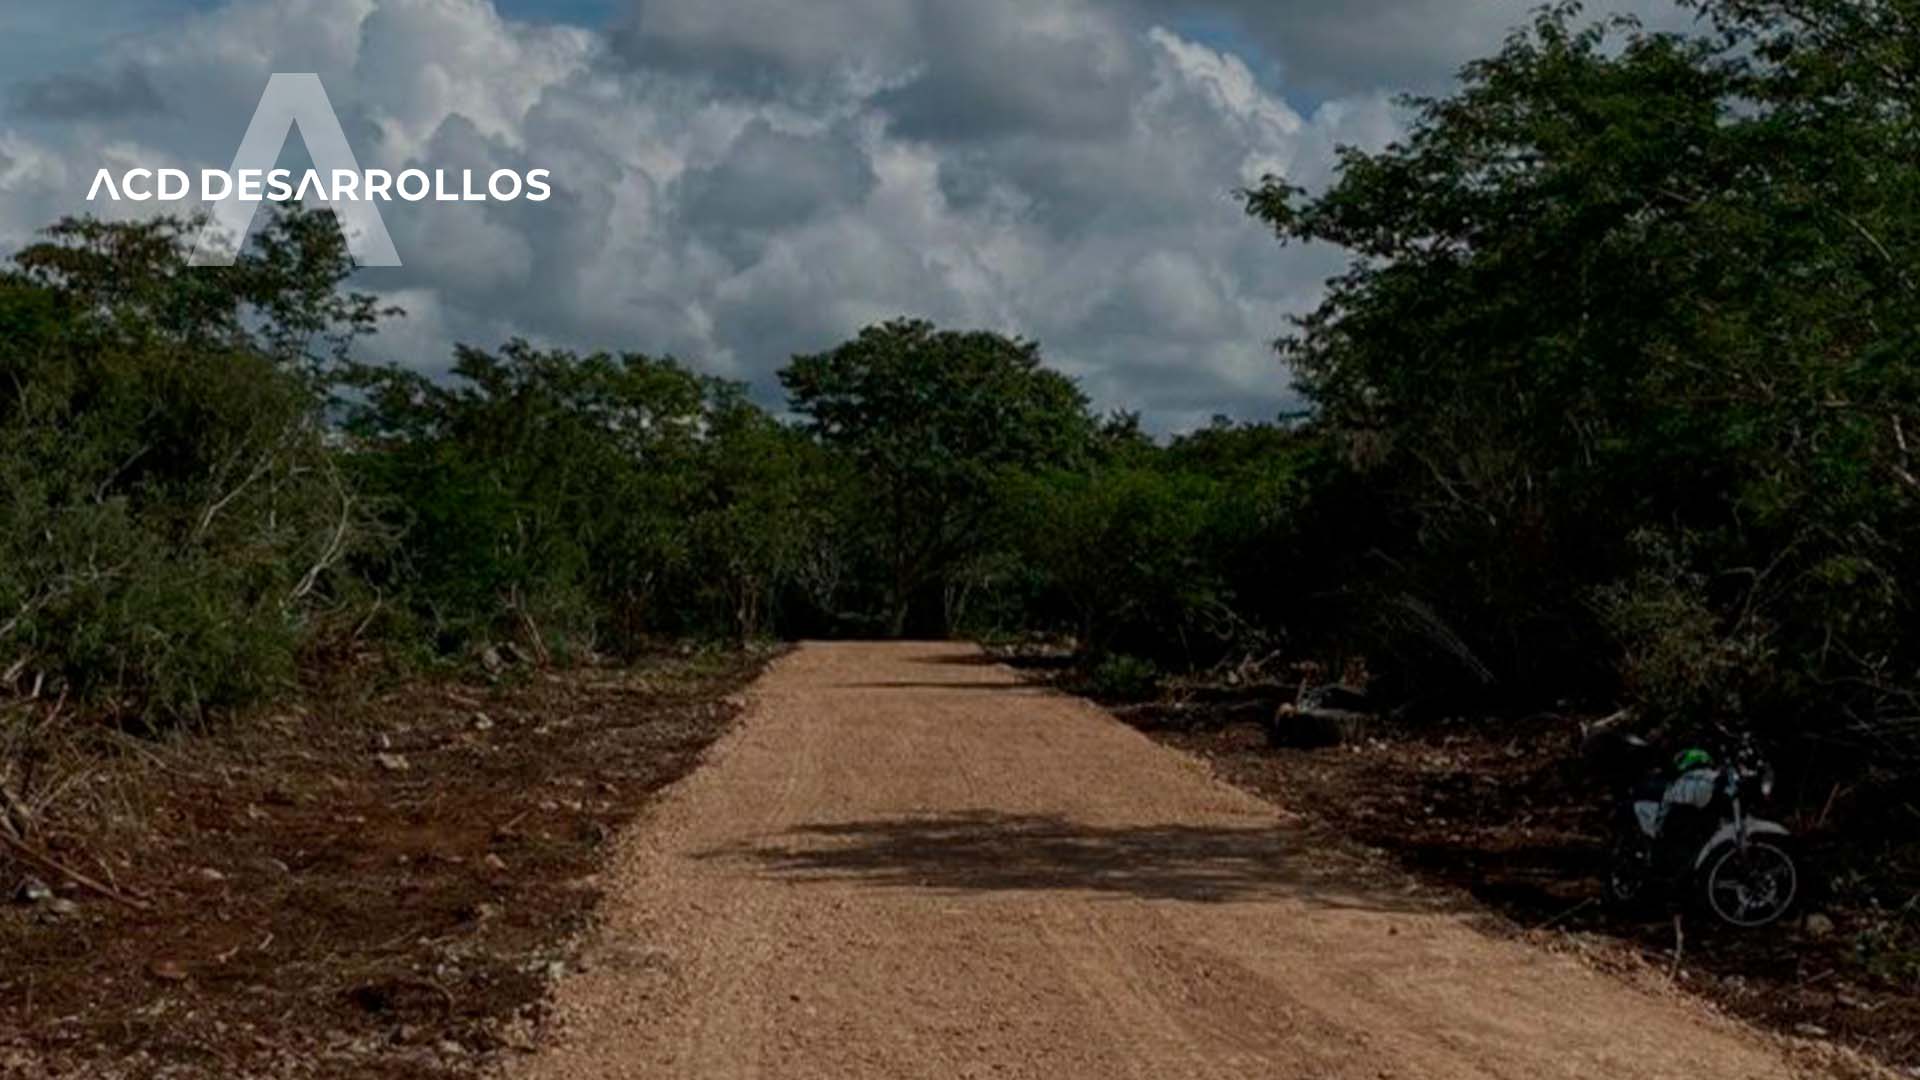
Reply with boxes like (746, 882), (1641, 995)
(887, 561), (915, 638)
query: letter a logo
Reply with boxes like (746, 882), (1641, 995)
(192, 74), (401, 267)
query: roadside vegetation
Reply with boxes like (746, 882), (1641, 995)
(2, 0), (1917, 1071)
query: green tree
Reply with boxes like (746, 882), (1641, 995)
(781, 319), (1093, 637)
(1245, 2), (1920, 728)
(995, 419), (1316, 670)
(1009, 465), (1220, 660)
(344, 341), (844, 652)
(690, 383), (841, 642)
(345, 342), (714, 656)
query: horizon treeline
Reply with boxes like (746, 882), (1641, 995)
(0, 205), (1314, 717)
(2, 0), (1917, 793)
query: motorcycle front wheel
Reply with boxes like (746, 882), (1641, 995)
(1697, 839), (1798, 928)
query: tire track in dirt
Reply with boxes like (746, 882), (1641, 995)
(514, 642), (1828, 1080)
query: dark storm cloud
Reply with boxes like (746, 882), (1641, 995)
(871, 3), (1140, 142)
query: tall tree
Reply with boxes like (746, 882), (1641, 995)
(781, 319), (1091, 637)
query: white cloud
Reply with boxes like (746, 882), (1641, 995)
(3, 0), (1676, 429)
(1152, 0), (1697, 96)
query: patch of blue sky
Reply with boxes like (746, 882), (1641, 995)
(1159, 10), (1327, 115)
(1, 1), (219, 89)
(491, 0), (619, 27)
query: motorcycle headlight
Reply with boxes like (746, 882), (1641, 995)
(1761, 767), (1775, 799)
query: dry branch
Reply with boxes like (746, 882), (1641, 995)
(289, 472), (354, 603)
(0, 830), (150, 912)
(1667, 914), (1686, 981)
(0, 779), (32, 839)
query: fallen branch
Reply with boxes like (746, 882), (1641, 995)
(1667, 913), (1685, 981)
(0, 779), (32, 839)
(1531, 897), (1597, 932)
(443, 688), (485, 710)
(493, 806), (533, 839)
(0, 830), (151, 912)
(1816, 782), (1850, 829)
(517, 608), (552, 667)
(1840, 211), (1917, 296)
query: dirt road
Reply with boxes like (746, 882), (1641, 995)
(517, 642), (1817, 1080)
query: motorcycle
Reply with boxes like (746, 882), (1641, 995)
(1584, 723), (1799, 928)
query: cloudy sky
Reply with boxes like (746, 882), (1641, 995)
(0, 0), (1695, 430)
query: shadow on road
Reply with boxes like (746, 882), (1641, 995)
(913, 651), (1004, 667)
(703, 811), (1428, 910)
(830, 680), (1039, 691)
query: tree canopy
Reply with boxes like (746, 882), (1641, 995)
(781, 318), (1092, 636)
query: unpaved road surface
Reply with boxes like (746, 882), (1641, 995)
(517, 642), (1816, 1080)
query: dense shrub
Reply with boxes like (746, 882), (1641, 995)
(1245, 3), (1920, 747)
(1085, 654), (1161, 702)
(342, 343), (852, 656)
(0, 213), (382, 724)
